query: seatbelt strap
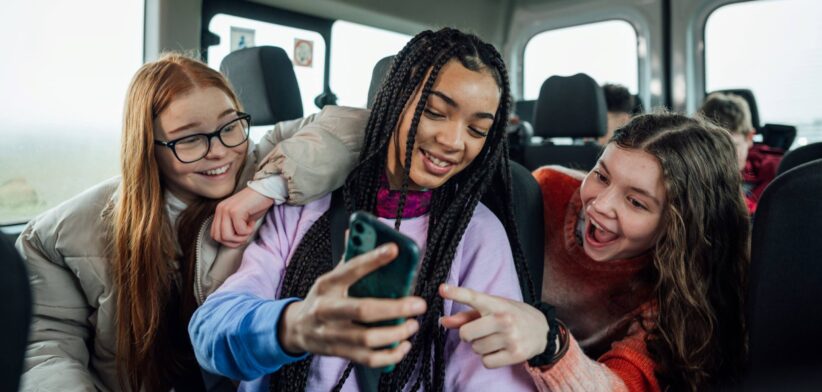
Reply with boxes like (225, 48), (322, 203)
(328, 189), (382, 392)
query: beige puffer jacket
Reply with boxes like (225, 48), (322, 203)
(16, 106), (367, 391)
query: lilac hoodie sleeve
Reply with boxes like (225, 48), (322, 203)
(189, 197), (330, 381)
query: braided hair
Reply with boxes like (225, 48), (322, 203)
(270, 28), (534, 392)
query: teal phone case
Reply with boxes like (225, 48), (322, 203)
(344, 211), (421, 372)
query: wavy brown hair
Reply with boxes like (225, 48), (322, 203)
(113, 53), (242, 391)
(610, 112), (750, 390)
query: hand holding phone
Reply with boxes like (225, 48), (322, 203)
(279, 236), (426, 369)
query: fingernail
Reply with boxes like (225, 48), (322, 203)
(411, 299), (425, 313)
(378, 244), (391, 254)
(408, 320), (419, 333)
(442, 284), (450, 292)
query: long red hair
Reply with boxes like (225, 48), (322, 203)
(113, 53), (241, 391)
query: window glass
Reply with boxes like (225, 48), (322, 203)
(0, 0), (144, 225)
(330, 21), (412, 108)
(523, 20), (639, 99)
(705, 0), (822, 148)
(207, 14), (326, 120)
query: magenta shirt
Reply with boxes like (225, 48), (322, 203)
(211, 194), (535, 391)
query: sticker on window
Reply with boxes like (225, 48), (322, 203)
(294, 39), (313, 67)
(230, 27), (255, 51)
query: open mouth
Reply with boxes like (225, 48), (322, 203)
(420, 148), (455, 175)
(197, 163), (231, 177)
(585, 216), (619, 247)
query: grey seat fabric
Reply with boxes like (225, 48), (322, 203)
(522, 74), (606, 171)
(777, 141), (822, 175)
(746, 158), (822, 379)
(1, 235), (30, 392)
(367, 56), (395, 109)
(220, 46), (303, 125)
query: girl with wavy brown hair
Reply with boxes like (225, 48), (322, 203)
(16, 53), (367, 391)
(438, 112), (750, 391)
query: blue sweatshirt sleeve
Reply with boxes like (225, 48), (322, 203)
(189, 291), (308, 381)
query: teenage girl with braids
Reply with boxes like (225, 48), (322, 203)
(189, 28), (536, 391)
(438, 113), (750, 391)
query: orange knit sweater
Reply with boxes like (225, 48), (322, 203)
(526, 167), (660, 392)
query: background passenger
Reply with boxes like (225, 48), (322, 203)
(700, 92), (781, 213)
(439, 112), (750, 391)
(189, 28), (535, 391)
(16, 53), (366, 391)
(597, 83), (636, 145)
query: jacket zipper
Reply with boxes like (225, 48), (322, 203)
(194, 216), (213, 305)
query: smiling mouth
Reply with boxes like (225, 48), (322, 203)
(421, 149), (455, 168)
(585, 217), (619, 246)
(197, 163), (230, 177)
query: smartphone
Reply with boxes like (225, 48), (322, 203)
(344, 211), (421, 371)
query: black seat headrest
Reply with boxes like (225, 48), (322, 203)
(366, 56), (395, 109)
(533, 73), (607, 139)
(747, 158), (822, 373)
(709, 88), (760, 129)
(514, 100), (537, 125)
(761, 123), (797, 151)
(778, 141), (822, 175)
(220, 46), (303, 126)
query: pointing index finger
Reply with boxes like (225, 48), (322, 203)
(438, 284), (503, 316)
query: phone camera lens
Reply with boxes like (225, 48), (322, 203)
(354, 222), (365, 233)
(352, 236), (362, 247)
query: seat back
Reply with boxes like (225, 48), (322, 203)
(777, 141), (822, 176)
(522, 73), (606, 171)
(1, 236), (31, 392)
(480, 160), (544, 303)
(761, 123), (797, 151)
(220, 46), (303, 125)
(746, 158), (822, 374)
(367, 56), (395, 109)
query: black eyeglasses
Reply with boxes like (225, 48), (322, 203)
(154, 112), (251, 163)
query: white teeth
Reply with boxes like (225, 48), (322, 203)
(423, 150), (450, 168)
(202, 164), (229, 176)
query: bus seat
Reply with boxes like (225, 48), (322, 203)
(522, 73), (606, 171)
(746, 158), (822, 378)
(515, 99), (537, 125)
(761, 123), (797, 151)
(710, 88), (761, 129)
(777, 141), (822, 176)
(1, 235), (30, 392)
(480, 160), (544, 303)
(219, 46), (303, 126)
(367, 56), (394, 109)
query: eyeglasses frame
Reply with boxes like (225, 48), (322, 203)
(153, 112), (252, 163)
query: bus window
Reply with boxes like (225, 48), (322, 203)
(523, 20), (638, 100)
(705, 0), (822, 149)
(0, 0), (144, 225)
(207, 14), (326, 117)
(330, 21), (412, 108)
